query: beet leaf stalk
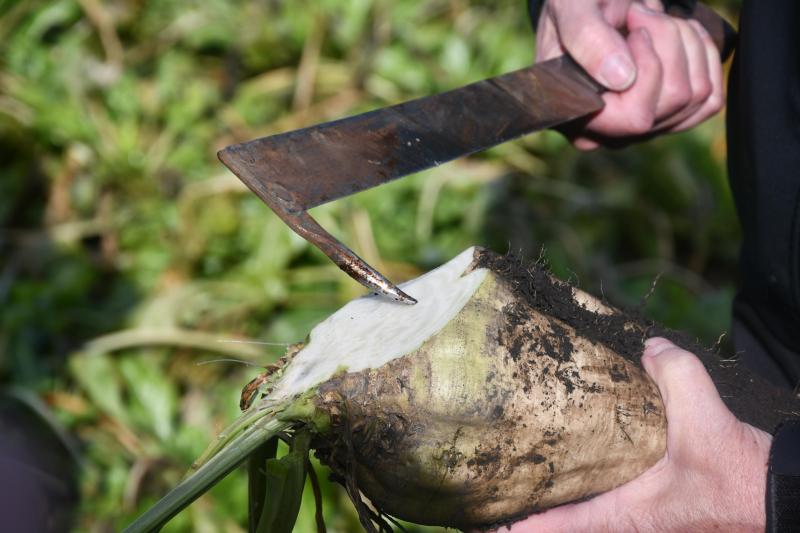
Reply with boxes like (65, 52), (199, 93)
(123, 416), (292, 533)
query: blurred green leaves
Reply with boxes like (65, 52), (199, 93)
(0, 0), (742, 530)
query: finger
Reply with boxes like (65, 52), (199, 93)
(505, 466), (665, 533)
(627, 3), (692, 120)
(643, 0), (665, 12)
(643, 336), (673, 355)
(655, 19), (712, 130)
(573, 27), (662, 140)
(553, 1), (636, 90)
(641, 339), (736, 446)
(668, 20), (725, 131)
(572, 136), (601, 151)
(535, 9), (566, 62)
(504, 496), (608, 532)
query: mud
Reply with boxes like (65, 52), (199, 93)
(260, 248), (800, 531)
(474, 248), (800, 432)
(308, 253), (667, 529)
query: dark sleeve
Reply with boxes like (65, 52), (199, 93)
(767, 420), (800, 531)
(527, 0), (543, 30)
(726, 0), (800, 388)
(724, 0), (800, 529)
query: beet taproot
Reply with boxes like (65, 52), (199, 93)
(127, 246), (800, 532)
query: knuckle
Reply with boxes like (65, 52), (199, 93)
(645, 12), (680, 40)
(626, 109), (656, 134)
(661, 16), (681, 38)
(692, 20), (714, 47)
(571, 26), (607, 57)
(660, 349), (704, 379)
(707, 92), (725, 113)
(662, 79), (692, 110)
(695, 79), (713, 102)
(644, 51), (665, 80)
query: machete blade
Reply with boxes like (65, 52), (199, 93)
(216, 56), (603, 304)
(218, 56), (603, 213)
(213, 2), (733, 304)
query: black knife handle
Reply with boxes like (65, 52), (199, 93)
(663, 1), (737, 62)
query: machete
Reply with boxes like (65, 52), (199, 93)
(218, 2), (735, 305)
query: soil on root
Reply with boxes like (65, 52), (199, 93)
(311, 393), (398, 533)
(474, 248), (800, 433)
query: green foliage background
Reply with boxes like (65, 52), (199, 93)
(0, 0), (741, 531)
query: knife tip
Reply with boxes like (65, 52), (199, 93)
(383, 286), (418, 305)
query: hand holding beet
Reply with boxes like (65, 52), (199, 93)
(505, 337), (771, 532)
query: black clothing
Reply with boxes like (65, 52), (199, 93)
(768, 421), (800, 531)
(727, 0), (800, 391)
(727, 4), (800, 524)
(0, 395), (78, 532)
(527, 0), (543, 29)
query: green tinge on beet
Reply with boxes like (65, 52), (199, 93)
(126, 247), (800, 532)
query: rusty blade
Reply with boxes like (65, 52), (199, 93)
(218, 56), (604, 304)
(219, 56), (603, 212)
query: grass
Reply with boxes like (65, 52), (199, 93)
(0, 0), (741, 530)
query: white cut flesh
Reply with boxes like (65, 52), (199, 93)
(269, 247), (487, 400)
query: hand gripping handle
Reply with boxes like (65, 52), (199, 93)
(663, 0), (737, 61)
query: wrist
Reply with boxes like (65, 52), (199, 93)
(722, 423), (771, 530)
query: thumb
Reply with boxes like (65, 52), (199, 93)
(553, 2), (636, 90)
(641, 338), (734, 441)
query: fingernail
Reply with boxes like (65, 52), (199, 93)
(599, 53), (636, 90)
(644, 338), (674, 356)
